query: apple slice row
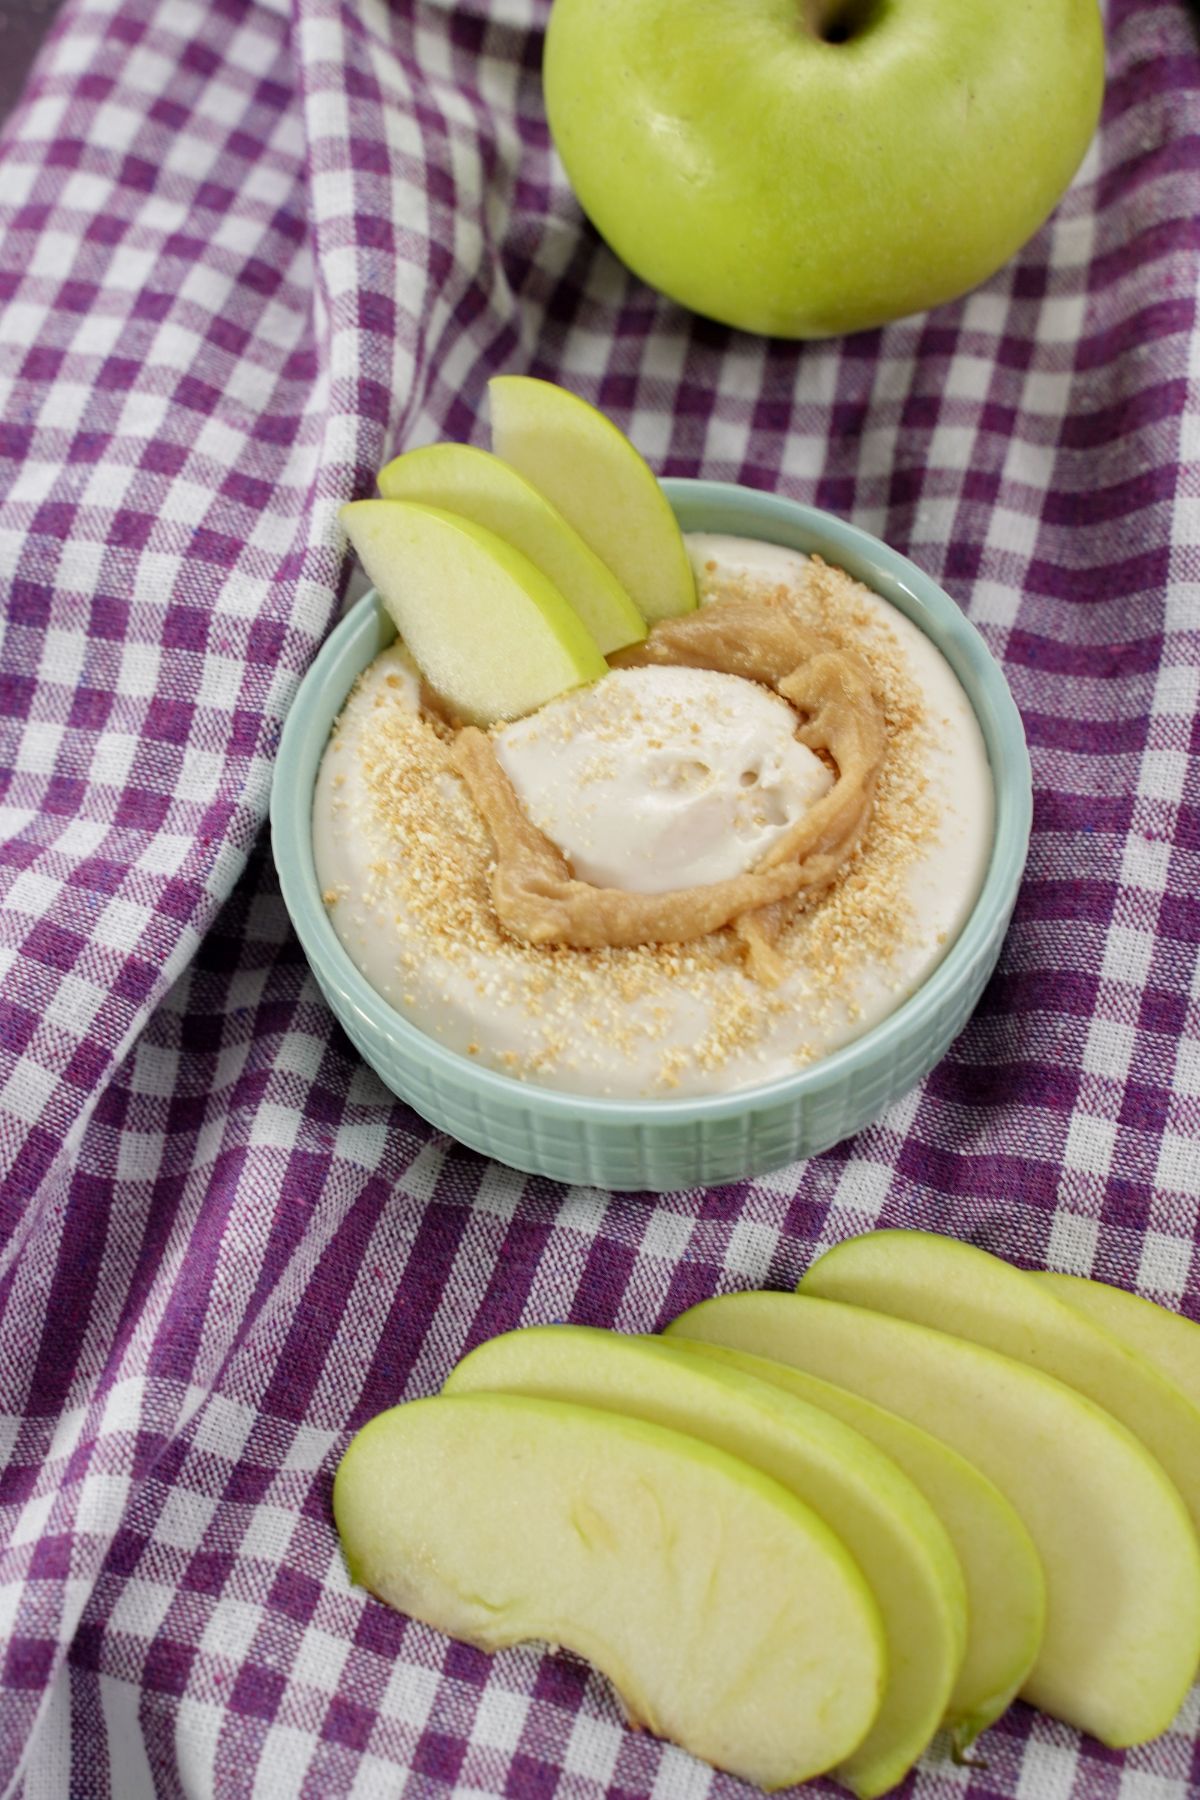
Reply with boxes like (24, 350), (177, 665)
(445, 1327), (968, 1799)
(333, 1238), (1200, 1792)
(674, 1337), (1045, 1750)
(669, 1244), (1200, 1748)
(333, 1391), (889, 1791)
(343, 378), (697, 728)
(800, 1229), (1200, 1546)
(339, 1315), (1037, 1794)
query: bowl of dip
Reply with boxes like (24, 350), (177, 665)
(272, 480), (1031, 1192)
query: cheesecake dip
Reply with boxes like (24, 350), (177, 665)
(312, 536), (992, 1099)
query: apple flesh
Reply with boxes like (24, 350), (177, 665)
(488, 376), (696, 623)
(666, 1291), (1200, 1746)
(669, 1335), (1045, 1748)
(333, 1392), (886, 1790)
(543, 0), (1105, 337)
(1035, 1272), (1200, 1415)
(801, 1231), (1200, 1544)
(341, 500), (607, 726)
(376, 442), (647, 656)
(445, 1326), (965, 1798)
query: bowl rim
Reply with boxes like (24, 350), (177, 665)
(272, 478), (1032, 1123)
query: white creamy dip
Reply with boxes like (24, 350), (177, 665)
(312, 536), (993, 1099)
(495, 665), (833, 895)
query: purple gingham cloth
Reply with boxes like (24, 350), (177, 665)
(0, 0), (1198, 1793)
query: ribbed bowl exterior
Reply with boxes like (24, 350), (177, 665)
(273, 482), (1032, 1192)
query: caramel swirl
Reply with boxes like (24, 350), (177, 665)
(449, 590), (885, 961)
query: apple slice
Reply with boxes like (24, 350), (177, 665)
(376, 443), (647, 655)
(669, 1336), (1045, 1749)
(333, 1392), (885, 1790)
(801, 1231), (1200, 1544)
(1034, 1272), (1200, 1414)
(341, 500), (607, 726)
(488, 376), (696, 623)
(445, 1326), (964, 1798)
(665, 1291), (1200, 1747)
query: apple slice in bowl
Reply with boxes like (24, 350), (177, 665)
(341, 499), (607, 726)
(376, 441), (647, 655)
(489, 374), (696, 623)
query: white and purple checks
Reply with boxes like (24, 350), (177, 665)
(0, 0), (1198, 1794)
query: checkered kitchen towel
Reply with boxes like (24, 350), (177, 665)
(0, 0), (1197, 1793)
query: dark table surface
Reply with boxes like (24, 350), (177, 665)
(0, 0), (63, 125)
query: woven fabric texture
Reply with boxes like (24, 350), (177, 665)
(0, 0), (1198, 1794)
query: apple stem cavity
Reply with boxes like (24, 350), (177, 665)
(802, 0), (879, 44)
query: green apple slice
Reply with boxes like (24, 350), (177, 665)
(333, 1392), (885, 1790)
(341, 500), (607, 726)
(488, 375), (696, 623)
(665, 1291), (1200, 1748)
(1034, 1272), (1200, 1414)
(801, 1231), (1200, 1545)
(444, 1325), (964, 1799)
(376, 443), (647, 656)
(668, 1336), (1045, 1749)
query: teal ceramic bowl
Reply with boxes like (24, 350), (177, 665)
(272, 480), (1031, 1192)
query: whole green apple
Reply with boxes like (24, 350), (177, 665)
(543, 0), (1105, 337)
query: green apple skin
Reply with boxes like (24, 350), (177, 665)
(543, 0), (1105, 338)
(341, 500), (607, 726)
(666, 1291), (1200, 1748)
(376, 443), (647, 655)
(333, 1392), (886, 1791)
(802, 1231), (1200, 1545)
(445, 1326), (965, 1798)
(1035, 1272), (1200, 1415)
(668, 1335), (1045, 1748)
(488, 376), (696, 623)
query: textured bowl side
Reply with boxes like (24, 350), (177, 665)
(272, 482), (1030, 1192)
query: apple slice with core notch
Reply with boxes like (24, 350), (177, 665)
(444, 1325), (965, 1799)
(801, 1230), (1200, 1544)
(376, 442), (647, 655)
(668, 1335), (1045, 1749)
(333, 1392), (886, 1790)
(341, 500), (607, 727)
(665, 1291), (1200, 1747)
(1034, 1272), (1200, 1414)
(489, 375), (696, 624)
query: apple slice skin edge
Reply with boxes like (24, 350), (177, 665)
(664, 1290), (1200, 1749)
(1033, 1271), (1200, 1414)
(332, 1392), (887, 1792)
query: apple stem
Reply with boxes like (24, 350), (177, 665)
(950, 1729), (988, 1770)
